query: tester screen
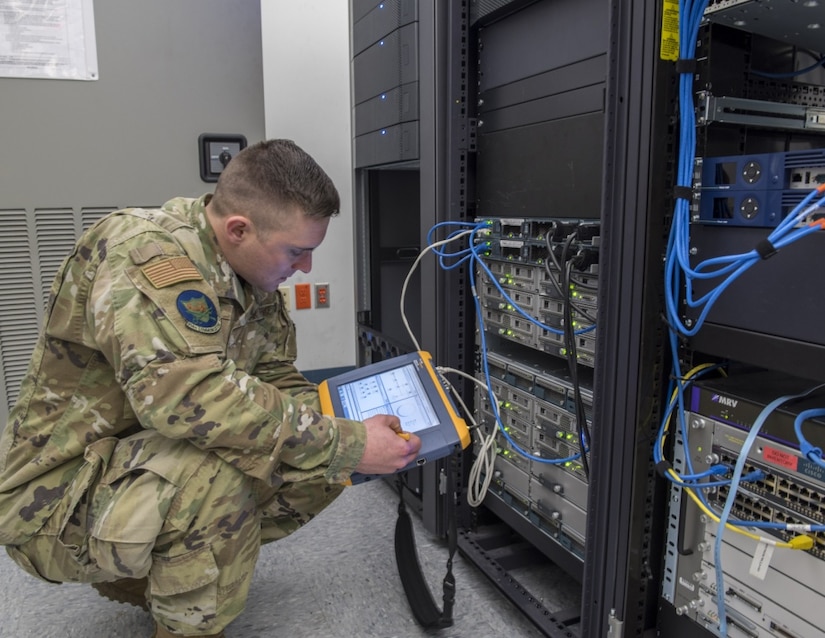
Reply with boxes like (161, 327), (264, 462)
(337, 362), (440, 433)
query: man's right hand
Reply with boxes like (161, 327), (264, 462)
(354, 414), (422, 475)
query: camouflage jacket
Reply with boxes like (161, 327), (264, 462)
(0, 195), (365, 544)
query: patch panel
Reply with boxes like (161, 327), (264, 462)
(715, 451), (825, 525)
(477, 216), (601, 242)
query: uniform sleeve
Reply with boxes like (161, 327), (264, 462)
(91, 232), (365, 485)
(254, 359), (323, 411)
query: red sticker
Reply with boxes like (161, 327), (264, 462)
(763, 446), (798, 471)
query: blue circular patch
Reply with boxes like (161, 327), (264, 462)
(176, 290), (220, 334)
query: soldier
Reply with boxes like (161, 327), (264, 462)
(0, 139), (421, 637)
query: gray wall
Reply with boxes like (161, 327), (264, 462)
(0, 0), (266, 422)
(261, 1), (357, 374)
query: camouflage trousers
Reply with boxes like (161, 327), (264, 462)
(5, 429), (344, 635)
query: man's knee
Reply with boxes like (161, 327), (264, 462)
(259, 477), (345, 542)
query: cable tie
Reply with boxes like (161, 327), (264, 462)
(755, 238), (778, 260)
(673, 185), (693, 201)
(675, 58), (697, 74)
(655, 460), (673, 477)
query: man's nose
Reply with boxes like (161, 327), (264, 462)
(294, 252), (312, 273)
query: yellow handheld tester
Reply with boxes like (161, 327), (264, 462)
(318, 351), (471, 484)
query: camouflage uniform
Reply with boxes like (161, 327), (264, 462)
(0, 195), (366, 635)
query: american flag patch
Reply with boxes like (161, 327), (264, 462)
(142, 257), (203, 288)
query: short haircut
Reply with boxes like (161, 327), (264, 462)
(210, 139), (340, 231)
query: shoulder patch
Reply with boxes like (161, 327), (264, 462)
(176, 290), (221, 334)
(142, 257), (203, 288)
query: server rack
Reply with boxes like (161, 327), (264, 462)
(350, 0), (673, 635)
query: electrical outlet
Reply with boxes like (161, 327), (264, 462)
(294, 282), (312, 309)
(316, 282), (330, 308)
(278, 285), (291, 310)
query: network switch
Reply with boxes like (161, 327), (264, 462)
(662, 372), (825, 638)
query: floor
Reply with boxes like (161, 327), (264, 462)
(0, 479), (581, 638)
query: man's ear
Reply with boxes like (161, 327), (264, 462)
(223, 215), (253, 245)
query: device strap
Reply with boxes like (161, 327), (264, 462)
(394, 466), (456, 629)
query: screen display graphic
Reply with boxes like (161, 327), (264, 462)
(337, 363), (439, 433)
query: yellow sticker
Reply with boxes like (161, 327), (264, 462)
(142, 256), (203, 288)
(661, 0), (680, 62)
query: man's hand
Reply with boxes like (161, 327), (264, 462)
(355, 414), (422, 475)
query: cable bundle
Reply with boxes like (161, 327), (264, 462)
(399, 220), (598, 505)
(661, 3), (825, 634)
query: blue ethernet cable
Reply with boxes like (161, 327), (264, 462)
(794, 408), (825, 470)
(470, 255), (584, 467)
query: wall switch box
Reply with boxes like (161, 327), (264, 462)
(294, 282), (312, 309)
(198, 133), (247, 182)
